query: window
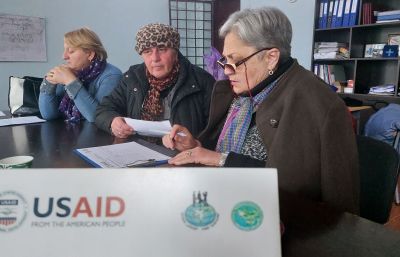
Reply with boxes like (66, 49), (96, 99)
(169, 0), (214, 68)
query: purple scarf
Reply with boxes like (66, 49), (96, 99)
(215, 80), (278, 153)
(59, 57), (106, 122)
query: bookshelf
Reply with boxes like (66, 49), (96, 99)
(312, 0), (400, 107)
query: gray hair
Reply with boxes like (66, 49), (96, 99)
(219, 7), (292, 60)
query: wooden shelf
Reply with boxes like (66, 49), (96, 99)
(313, 0), (400, 105)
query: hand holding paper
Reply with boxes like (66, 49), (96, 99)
(111, 117), (134, 138)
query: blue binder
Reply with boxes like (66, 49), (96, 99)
(322, 0), (329, 28)
(342, 0), (352, 26)
(331, 0), (339, 28)
(349, 0), (359, 26)
(327, 0), (335, 28)
(318, 1), (324, 28)
(336, 0), (345, 27)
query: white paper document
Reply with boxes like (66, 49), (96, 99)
(124, 118), (172, 137)
(0, 116), (45, 126)
(75, 141), (170, 168)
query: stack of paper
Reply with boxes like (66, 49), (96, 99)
(0, 116), (45, 127)
(75, 141), (170, 168)
(368, 84), (395, 96)
(314, 42), (349, 59)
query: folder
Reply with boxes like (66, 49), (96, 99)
(349, 0), (359, 26)
(318, 0), (324, 28)
(336, 0), (345, 27)
(342, 0), (352, 26)
(377, 14), (400, 21)
(322, 0), (329, 28)
(327, 0), (335, 28)
(331, 0), (340, 28)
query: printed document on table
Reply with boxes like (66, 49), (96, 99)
(124, 118), (172, 137)
(75, 141), (170, 168)
(0, 116), (45, 126)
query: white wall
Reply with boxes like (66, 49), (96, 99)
(0, 0), (169, 110)
(242, 0), (315, 69)
(0, 0), (315, 111)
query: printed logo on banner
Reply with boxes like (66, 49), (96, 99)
(0, 191), (28, 232)
(31, 196), (126, 229)
(182, 191), (219, 230)
(231, 201), (263, 231)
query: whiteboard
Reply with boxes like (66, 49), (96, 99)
(0, 13), (47, 61)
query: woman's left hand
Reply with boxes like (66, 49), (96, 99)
(46, 65), (77, 85)
(168, 146), (222, 166)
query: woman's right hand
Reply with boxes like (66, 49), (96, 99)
(162, 124), (200, 151)
(45, 65), (76, 85)
(111, 117), (134, 138)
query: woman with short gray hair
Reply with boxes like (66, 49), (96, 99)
(219, 7), (292, 61)
(163, 7), (359, 214)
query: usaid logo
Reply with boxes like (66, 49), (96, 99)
(0, 191), (28, 232)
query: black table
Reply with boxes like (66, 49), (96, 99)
(1, 117), (400, 256)
(0, 118), (173, 168)
(280, 192), (400, 257)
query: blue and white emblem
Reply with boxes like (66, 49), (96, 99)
(0, 191), (28, 232)
(182, 191), (219, 230)
(231, 201), (263, 231)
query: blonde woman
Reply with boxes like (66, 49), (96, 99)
(39, 27), (122, 122)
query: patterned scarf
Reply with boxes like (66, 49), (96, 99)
(141, 62), (180, 121)
(59, 57), (106, 122)
(215, 80), (278, 153)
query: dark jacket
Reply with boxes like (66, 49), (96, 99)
(95, 53), (215, 136)
(199, 60), (359, 214)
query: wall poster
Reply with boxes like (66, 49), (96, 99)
(0, 13), (46, 61)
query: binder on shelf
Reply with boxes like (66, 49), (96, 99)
(319, 0), (324, 28)
(342, 0), (352, 26)
(322, 0), (329, 28)
(331, 0), (340, 28)
(349, 0), (359, 26)
(362, 2), (373, 25)
(327, 0), (335, 28)
(336, 0), (345, 27)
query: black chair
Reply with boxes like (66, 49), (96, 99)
(357, 135), (400, 224)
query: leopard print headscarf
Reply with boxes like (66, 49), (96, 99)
(135, 23), (180, 54)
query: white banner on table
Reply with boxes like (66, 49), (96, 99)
(0, 168), (281, 257)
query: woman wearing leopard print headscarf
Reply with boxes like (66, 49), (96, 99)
(95, 23), (215, 138)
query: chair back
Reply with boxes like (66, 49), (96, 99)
(357, 135), (400, 223)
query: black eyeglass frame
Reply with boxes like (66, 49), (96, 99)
(216, 47), (274, 72)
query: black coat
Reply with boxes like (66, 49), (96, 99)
(95, 53), (215, 136)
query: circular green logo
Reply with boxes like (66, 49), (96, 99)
(231, 201), (263, 231)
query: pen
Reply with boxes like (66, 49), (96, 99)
(125, 159), (169, 168)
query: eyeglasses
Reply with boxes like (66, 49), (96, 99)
(217, 47), (273, 73)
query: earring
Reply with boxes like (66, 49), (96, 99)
(268, 70), (274, 75)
